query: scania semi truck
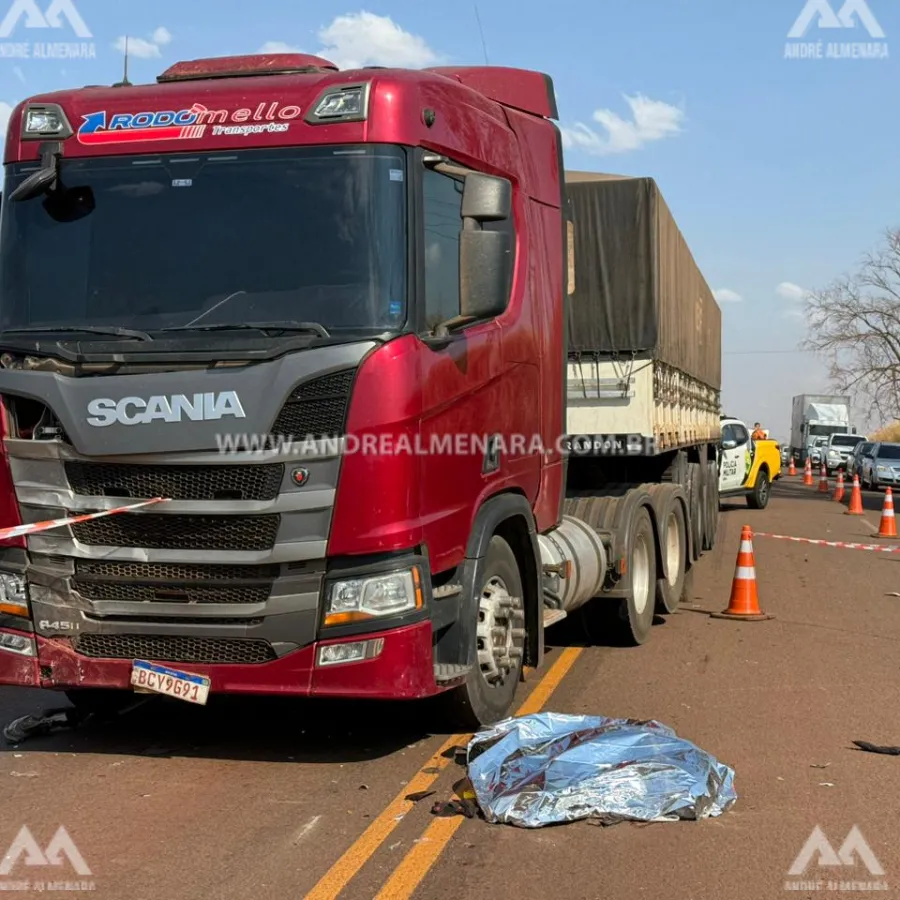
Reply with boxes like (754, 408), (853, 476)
(0, 54), (722, 728)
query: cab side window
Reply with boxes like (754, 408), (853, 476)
(733, 424), (750, 446)
(721, 424), (737, 445)
(422, 168), (464, 332)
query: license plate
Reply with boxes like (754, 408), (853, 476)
(130, 660), (210, 705)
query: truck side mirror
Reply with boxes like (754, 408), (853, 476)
(459, 173), (513, 321)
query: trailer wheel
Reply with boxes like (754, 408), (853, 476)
(656, 501), (687, 614)
(438, 535), (525, 729)
(687, 461), (704, 561)
(703, 458), (719, 550)
(596, 505), (657, 645)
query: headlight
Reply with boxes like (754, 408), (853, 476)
(324, 567), (423, 627)
(877, 465), (890, 473)
(0, 572), (29, 618)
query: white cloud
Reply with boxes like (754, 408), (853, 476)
(0, 102), (12, 140)
(561, 94), (685, 156)
(714, 288), (742, 304)
(113, 27), (173, 59)
(257, 11), (440, 70)
(776, 281), (808, 301)
(258, 40), (303, 54)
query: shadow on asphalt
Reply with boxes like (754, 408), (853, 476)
(0, 613), (617, 762)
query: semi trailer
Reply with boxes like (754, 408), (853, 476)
(0, 54), (722, 728)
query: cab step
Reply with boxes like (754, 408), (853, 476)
(433, 663), (471, 684)
(543, 609), (568, 628)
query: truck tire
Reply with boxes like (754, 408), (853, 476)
(655, 499), (687, 614)
(600, 505), (657, 645)
(747, 468), (770, 510)
(687, 461), (703, 561)
(438, 535), (525, 730)
(703, 458), (719, 550)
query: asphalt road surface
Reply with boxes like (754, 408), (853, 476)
(2, 474), (899, 900)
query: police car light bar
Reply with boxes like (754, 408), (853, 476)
(21, 104), (74, 141)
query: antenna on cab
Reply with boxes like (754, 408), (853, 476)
(113, 35), (132, 87)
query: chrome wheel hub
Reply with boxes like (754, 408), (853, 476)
(476, 576), (525, 687)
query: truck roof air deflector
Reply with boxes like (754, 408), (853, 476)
(157, 53), (339, 83)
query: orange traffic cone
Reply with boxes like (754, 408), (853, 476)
(788, 456), (796, 476)
(832, 469), (845, 502)
(818, 465), (830, 493)
(803, 458), (814, 485)
(845, 474), (864, 516)
(876, 487), (898, 538)
(711, 525), (774, 621)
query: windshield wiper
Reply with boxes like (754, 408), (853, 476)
(162, 321), (331, 338)
(0, 326), (153, 341)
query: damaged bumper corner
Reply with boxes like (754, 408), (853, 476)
(0, 621), (438, 700)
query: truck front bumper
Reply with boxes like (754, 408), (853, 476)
(0, 620), (438, 700)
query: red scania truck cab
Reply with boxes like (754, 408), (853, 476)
(0, 54), (722, 728)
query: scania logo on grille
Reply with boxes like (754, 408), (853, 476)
(291, 467), (309, 486)
(86, 392), (246, 427)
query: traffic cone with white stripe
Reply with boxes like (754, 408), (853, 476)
(711, 525), (774, 621)
(832, 469), (845, 502)
(876, 487), (898, 538)
(818, 465), (830, 493)
(845, 474), (864, 516)
(803, 457), (814, 485)
(788, 456), (797, 476)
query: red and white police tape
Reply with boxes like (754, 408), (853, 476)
(753, 531), (900, 554)
(0, 497), (169, 542)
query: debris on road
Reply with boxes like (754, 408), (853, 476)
(4, 695), (154, 745)
(853, 740), (900, 756)
(465, 712), (737, 828)
(3, 707), (82, 744)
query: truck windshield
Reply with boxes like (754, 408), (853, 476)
(809, 425), (846, 438)
(0, 144), (407, 336)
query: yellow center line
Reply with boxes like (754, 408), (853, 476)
(371, 646), (583, 900)
(304, 662), (534, 900)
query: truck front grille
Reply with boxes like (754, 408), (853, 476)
(64, 462), (284, 502)
(74, 561), (280, 581)
(73, 634), (277, 664)
(74, 581), (271, 605)
(71, 514), (281, 551)
(271, 369), (354, 439)
(72, 560), (278, 606)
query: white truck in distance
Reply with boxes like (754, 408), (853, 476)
(790, 394), (854, 464)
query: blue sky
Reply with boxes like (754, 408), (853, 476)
(0, 0), (897, 441)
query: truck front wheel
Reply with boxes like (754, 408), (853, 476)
(439, 535), (525, 729)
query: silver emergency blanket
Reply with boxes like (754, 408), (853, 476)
(466, 712), (737, 828)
